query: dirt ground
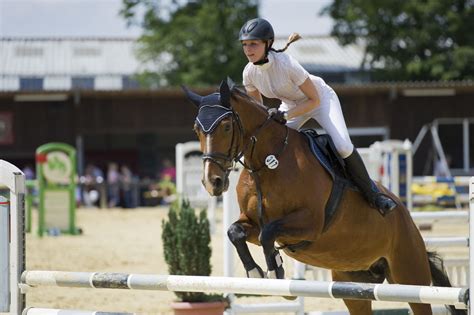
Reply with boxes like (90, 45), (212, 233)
(19, 206), (468, 315)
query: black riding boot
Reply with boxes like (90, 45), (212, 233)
(344, 149), (397, 216)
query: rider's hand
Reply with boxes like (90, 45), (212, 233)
(267, 108), (287, 125)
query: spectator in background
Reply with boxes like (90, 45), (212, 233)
(107, 162), (120, 208)
(22, 164), (37, 205)
(155, 159), (177, 205)
(22, 164), (35, 180)
(159, 158), (176, 182)
(120, 164), (134, 209)
(82, 164), (103, 207)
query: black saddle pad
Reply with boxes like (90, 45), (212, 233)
(301, 129), (355, 233)
(301, 129), (349, 181)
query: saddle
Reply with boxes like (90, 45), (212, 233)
(301, 129), (357, 232)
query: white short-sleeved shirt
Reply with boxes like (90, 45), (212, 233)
(243, 51), (333, 111)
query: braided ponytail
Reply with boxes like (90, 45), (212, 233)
(270, 32), (302, 53)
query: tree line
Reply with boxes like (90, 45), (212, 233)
(120, 0), (474, 86)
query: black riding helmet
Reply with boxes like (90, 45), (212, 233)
(239, 18), (275, 65)
(239, 18), (274, 41)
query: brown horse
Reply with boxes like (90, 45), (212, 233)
(183, 80), (464, 315)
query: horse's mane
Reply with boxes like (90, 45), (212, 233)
(230, 86), (269, 115)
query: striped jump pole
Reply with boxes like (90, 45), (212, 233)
(21, 271), (468, 309)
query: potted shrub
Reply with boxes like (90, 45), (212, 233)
(162, 199), (228, 315)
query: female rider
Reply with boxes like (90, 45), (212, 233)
(240, 18), (396, 215)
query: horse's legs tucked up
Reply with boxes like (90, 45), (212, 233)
(260, 208), (318, 279)
(227, 221), (265, 278)
(260, 219), (285, 279)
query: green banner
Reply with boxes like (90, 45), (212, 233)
(36, 142), (77, 236)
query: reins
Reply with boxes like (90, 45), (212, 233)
(234, 115), (289, 229)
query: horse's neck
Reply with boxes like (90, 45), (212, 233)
(232, 98), (267, 136)
(233, 100), (289, 168)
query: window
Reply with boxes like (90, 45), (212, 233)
(72, 77), (94, 90)
(15, 46), (43, 57)
(122, 76), (141, 89)
(73, 47), (101, 57)
(19, 77), (43, 91)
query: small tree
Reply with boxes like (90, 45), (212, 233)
(162, 199), (222, 302)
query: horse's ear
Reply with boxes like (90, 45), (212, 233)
(226, 77), (235, 91)
(219, 80), (231, 108)
(181, 85), (202, 107)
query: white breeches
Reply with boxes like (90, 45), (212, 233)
(281, 90), (354, 159)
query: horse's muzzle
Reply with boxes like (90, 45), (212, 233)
(202, 174), (229, 196)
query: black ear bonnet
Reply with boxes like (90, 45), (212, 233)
(195, 93), (233, 134)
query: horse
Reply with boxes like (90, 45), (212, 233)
(183, 80), (465, 315)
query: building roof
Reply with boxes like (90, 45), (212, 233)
(1, 37), (140, 76)
(2, 36), (472, 95)
(273, 36), (366, 73)
(0, 37), (142, 91)
(0, 36), (367, 92)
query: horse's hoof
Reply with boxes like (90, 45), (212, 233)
(267, 266), (285, 279)
(247, 266), (265, 278)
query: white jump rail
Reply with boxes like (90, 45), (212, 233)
(20, 271), (468, 309)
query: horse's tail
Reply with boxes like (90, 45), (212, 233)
(427, 251), (467, 315)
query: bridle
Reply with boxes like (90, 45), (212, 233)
(200, 107), (288, 176)
(198, 94), (289, 230)
(199, 111), (242, 180)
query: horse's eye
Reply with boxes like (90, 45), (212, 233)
(224, 124), (232, 132)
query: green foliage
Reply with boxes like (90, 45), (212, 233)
(162, 199), (223, 302)
(323, 0), (474, 81)
(120, 0), (258, 87)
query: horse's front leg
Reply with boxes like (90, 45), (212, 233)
(227, 214), (265, 278)
(260, 208), (317, 279)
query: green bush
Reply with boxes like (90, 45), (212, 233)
(162, 199), (223, 302)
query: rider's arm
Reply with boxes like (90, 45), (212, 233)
(246, 88), (264, 104)
(286, 78), (320, 120)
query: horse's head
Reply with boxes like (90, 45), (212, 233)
(183, 79), (240, 196)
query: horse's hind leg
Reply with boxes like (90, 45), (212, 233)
(227, 217), (265, 278)
(386, 241), (432, 314)
(331, 270), (383, 315)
